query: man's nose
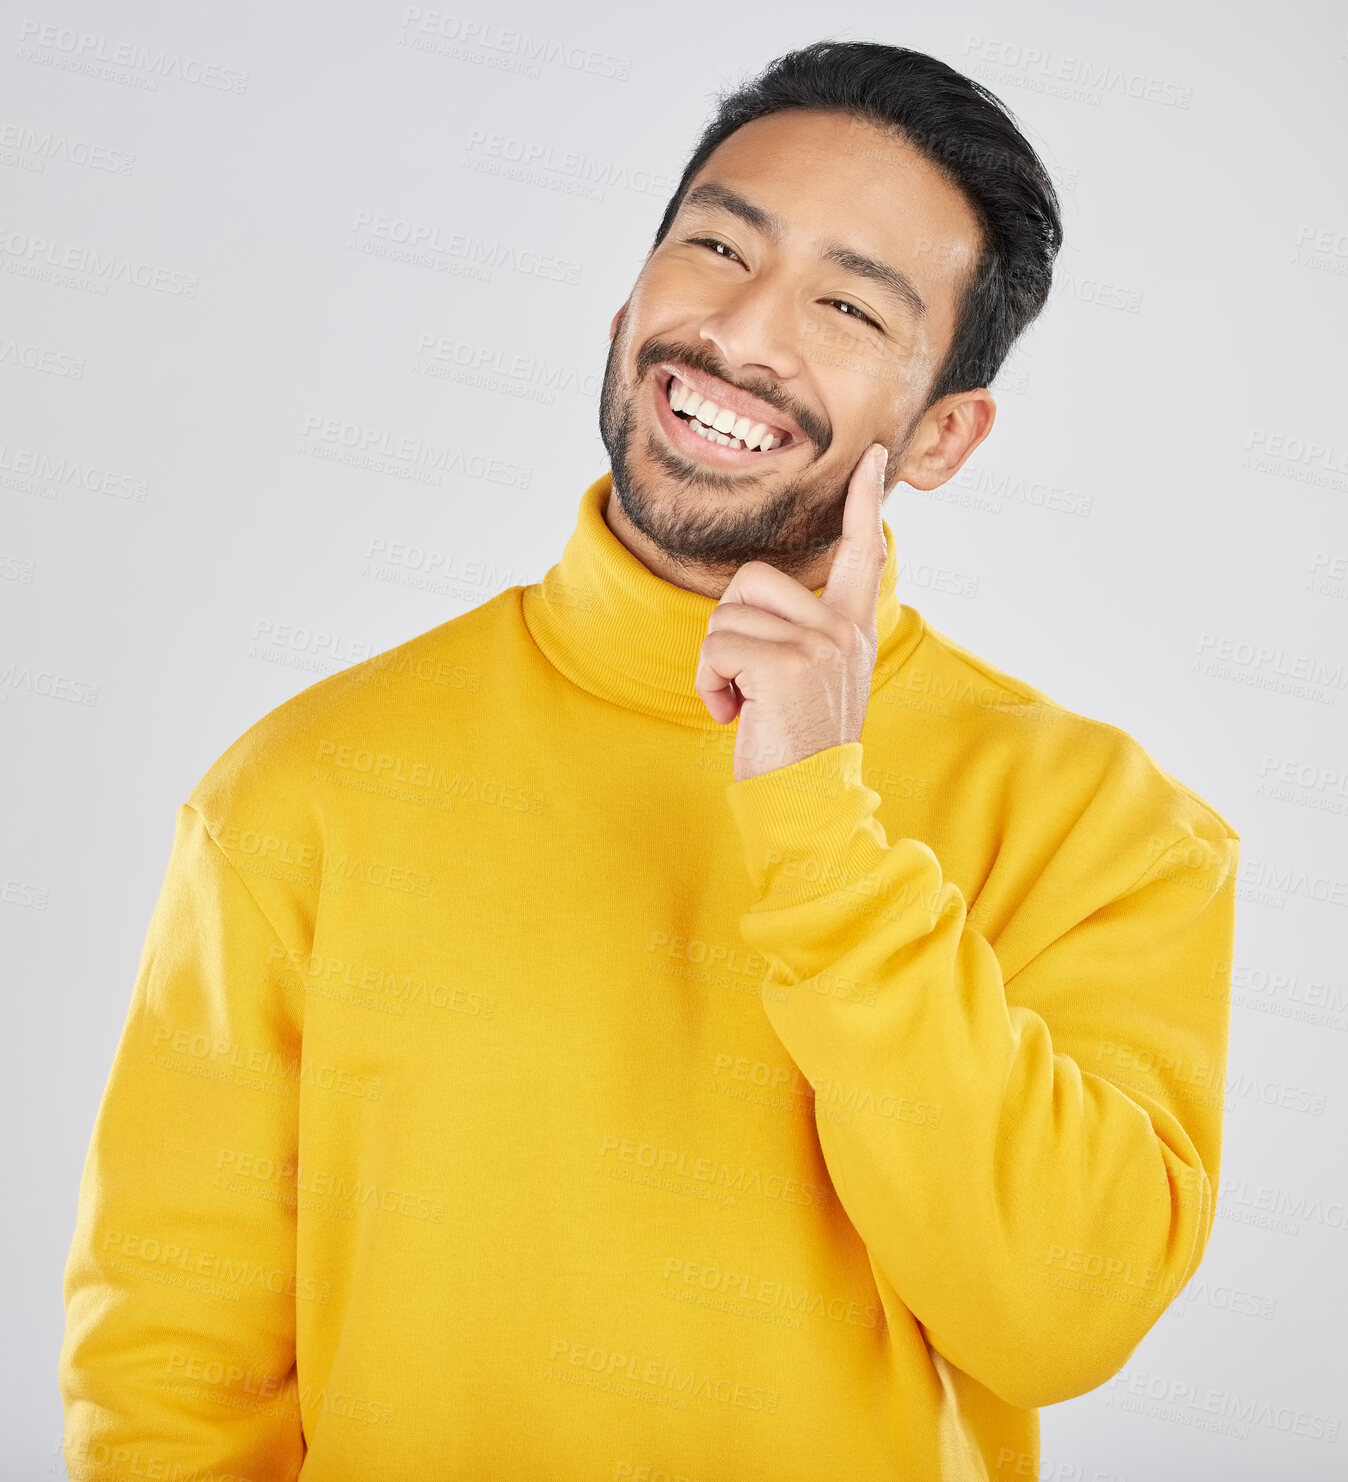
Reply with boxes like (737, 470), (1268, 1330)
(696, 271), (804, 386)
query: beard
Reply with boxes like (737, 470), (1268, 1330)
(599, 321), (881, 583)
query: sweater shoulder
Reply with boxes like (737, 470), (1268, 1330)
(185, 590), (520, 835)
(898, 615), (1240, 850)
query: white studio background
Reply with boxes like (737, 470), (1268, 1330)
(2, 1), (1344, 1476)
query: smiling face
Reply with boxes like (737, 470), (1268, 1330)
(598, 107), (994, 592)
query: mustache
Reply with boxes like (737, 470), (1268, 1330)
(633, 337), (830, 454)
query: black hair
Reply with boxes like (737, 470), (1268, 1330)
(652, 40), (1064, 407)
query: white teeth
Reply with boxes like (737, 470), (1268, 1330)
(668, 376), (703, 419)
(687, 419), (729, 447)
(666, 373), (789, 452)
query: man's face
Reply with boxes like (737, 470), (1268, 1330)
(599, 108), (983, 582)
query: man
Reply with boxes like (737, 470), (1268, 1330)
(60, 39), (1239, 1481)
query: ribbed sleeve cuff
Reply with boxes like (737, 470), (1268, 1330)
(724, 742), (892, 903)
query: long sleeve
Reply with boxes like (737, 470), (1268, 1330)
(59, 804), (307, 1478)
(724, 741), (1239, 1412)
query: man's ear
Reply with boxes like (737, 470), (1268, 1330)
(609, 302), (629, 342)
(893, 388), (997, 491)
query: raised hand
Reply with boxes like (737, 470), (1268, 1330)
(695, 442), (889, 782)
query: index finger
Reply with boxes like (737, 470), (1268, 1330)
(821, 441), (888, 631)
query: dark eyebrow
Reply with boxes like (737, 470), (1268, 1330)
(678, 181), (927, 321)
(817, 242), (926, 321)
(681, 181), (786, 239)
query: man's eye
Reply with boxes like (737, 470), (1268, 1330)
(828, 299), (882, 332)
(688, 236), (742, 263)
(685, 238), (881, 333)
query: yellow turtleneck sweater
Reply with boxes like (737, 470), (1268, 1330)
(60, 471), (1240, 1481)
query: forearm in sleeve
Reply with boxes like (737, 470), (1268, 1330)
(725, 743), (1239, 1411)
(59, 804), (308, 1480)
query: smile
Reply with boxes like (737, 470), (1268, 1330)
(651, 365), (803, 466)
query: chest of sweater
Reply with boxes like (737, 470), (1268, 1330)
(268, 720), (964, 1475)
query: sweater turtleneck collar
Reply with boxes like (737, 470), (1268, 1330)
(521, 470), (925, 730)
